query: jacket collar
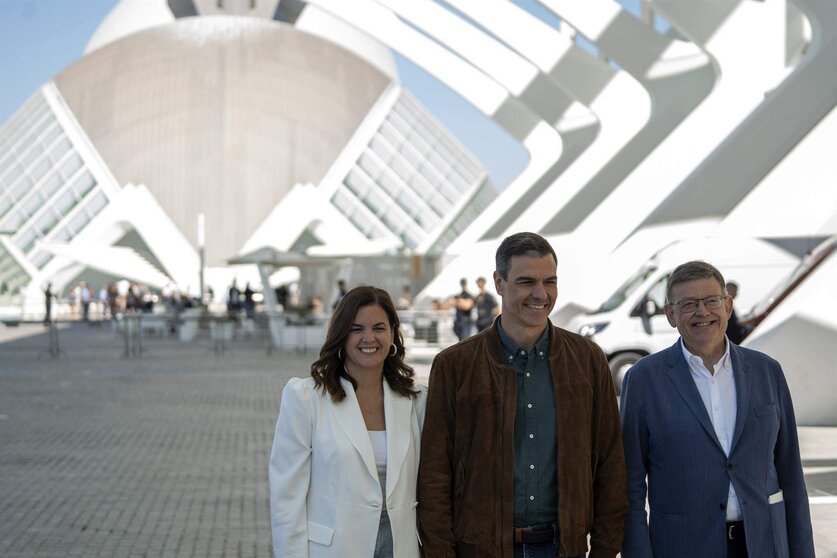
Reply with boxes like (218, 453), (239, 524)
(331, 376), (412, 497)
(729, 344), (751, 454)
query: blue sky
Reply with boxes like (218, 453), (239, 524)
(0, 0), (535, 190)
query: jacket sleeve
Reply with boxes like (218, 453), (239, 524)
(619, 365), (654, 558)
(417, 355), (458, 557)
(589, 346), (629, 558)
(773, 365), (815, 558)
(269, 378), (314, 557)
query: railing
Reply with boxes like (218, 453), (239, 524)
(0, 308), (464, 360)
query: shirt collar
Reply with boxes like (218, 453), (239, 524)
(497, 317), (549, 363)
(680, 336), (732, 373)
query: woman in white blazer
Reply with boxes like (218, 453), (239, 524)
(269, 286), (427, 557)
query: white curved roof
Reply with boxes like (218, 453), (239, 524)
(84, 0), (397, 79)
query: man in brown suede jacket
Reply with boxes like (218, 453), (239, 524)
(418, 232), (627, 557)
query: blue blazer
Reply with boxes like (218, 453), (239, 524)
(620, 341), (814, 558)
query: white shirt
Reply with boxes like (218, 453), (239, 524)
(369, 430), (388, 491)
(681, 338), (742, 521)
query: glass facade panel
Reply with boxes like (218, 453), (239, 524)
(72, 170), (96, 198)
(35, 209), (59, 236)
(41, 172), (63, 199)
(53, 189), (77, 216)
(4, 210), (26, 232)
(22, 142), (44, 167)
(85, 191), (108, 217)
(0, 196), (12, 220)
(329, 89), (490, 253)
(21, 193), (42, 217)
(49, 137), (72, 163)
(10, 174), (32, 202)
(16, 227), (38, 253)
(68, 208), (90, 234)
(30, 157), (51, 183)
(365, 186), (389, 215)
(42, 125), (62, 150)
(2, 163), (24, 190)
(31, 250), (53, 270)
(52, 225), (72, 242)
(60, 153), (83, 179)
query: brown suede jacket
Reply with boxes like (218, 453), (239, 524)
(417, 320), (627, 557)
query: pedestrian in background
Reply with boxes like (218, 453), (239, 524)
(726, 280), (743, 344)
(474, 276), (498, 332)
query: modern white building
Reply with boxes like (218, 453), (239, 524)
(2, 1), (835, 425)
(0, 0), (495, 315)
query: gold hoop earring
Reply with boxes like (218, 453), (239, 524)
(389, 343), (397, 357)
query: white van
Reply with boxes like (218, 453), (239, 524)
(566, 237), (799, 393)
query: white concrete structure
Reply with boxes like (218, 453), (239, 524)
(744, 244), (837, 425)
(0, 1), (492, 316)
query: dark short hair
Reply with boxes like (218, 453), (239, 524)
(666, 261), (726, 303)
(311, 286), (417, 401)
(495, 232), (557, 280)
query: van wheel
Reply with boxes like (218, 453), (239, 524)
(609, 352), (642, 395)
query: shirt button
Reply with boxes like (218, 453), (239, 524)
(538, 351), (543, 356)
(520, 350), (526, 355)
(529, 434), (534, 439)
(526, 373), (530, 377)
(529, 464), (535, 469)
(527, 403), (532, 408)
(529, 496), (535, 501)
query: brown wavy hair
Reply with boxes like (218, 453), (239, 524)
(311, 286), (418, 402)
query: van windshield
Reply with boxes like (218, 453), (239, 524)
(597, 265), (658, 313)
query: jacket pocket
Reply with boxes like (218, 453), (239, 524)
(768, 499), (790, 557)
(307, 521), (334, 546)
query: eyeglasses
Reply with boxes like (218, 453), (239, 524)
(668, 295), (726, 313)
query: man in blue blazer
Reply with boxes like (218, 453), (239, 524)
(621, 260), (814, 558)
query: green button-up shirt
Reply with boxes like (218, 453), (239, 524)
(497, 318), (558, 528)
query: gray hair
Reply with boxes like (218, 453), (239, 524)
(666, 261), (726, 303)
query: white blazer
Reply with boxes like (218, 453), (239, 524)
(269, 376), (427, 557)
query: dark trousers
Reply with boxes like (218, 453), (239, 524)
(727, 521), (748, 558)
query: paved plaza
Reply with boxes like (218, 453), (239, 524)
(0, 322), (835, 557)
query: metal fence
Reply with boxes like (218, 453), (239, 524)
(0, 308), (464, 360)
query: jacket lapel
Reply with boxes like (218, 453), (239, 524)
(664, 342), (724, 451)
(384, 381), (411, 499)
(332, 377), (379, 483)
(729, 345), (751, 453)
